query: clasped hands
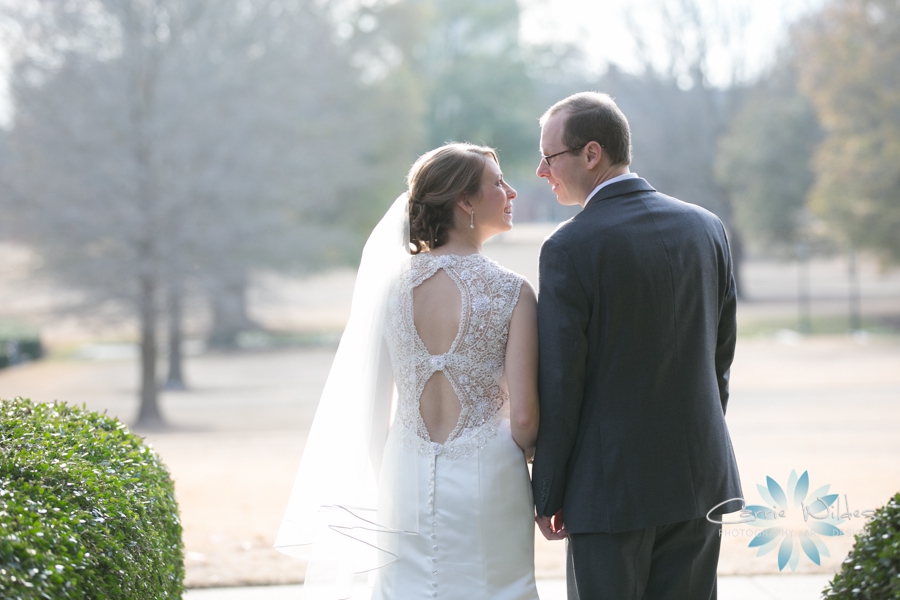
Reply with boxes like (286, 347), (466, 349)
(535, 509), (567, 540)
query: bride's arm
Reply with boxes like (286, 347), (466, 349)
(505, 281), (540, 460)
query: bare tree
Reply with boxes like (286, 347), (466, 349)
(612, 0), (756, 295)
(1, 0), (380, 427)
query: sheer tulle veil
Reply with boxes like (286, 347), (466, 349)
(275, 193), (417, 596)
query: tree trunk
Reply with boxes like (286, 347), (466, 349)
(207, 272), (258, 348)
(848, 246), (862, 332)
(729, 226), (746, 301)
(165, 281), (187, 390)
(797, 242), (812, 334)
(136, 273), (165, 428)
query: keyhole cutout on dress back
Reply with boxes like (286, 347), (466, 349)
(412, 267), (463, 444)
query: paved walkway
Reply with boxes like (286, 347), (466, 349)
(184, 575), (832, 599)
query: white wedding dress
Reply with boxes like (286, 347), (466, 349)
(274, 194), (537, 600)
(373, 252), (539, 600)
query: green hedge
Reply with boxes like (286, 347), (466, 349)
(826, 492), (900, 599)
(0, 322), (43, 370)
(0, 397), (183, 599)
(0, 340), (44, 369)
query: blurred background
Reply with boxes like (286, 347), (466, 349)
(0, 0), (898, 591)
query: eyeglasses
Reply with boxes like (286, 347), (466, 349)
(541, 144), (587, 167)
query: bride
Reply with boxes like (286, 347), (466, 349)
(276, 143), (540, 599)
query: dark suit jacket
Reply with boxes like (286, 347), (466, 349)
(531, 177), (742, 534)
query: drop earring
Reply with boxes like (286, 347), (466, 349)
(470, 210), (475, 229)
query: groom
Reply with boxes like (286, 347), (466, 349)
(531, 92), (742, 599)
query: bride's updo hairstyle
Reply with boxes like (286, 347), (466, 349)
(407, 142), (498, 255)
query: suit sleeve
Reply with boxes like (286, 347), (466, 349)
(715, 224), (738, 415)
(532, 236), (591, 518)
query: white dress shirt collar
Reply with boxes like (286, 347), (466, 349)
(584, 172), (639, 208)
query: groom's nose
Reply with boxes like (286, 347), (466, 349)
(536, 158), (550, 179)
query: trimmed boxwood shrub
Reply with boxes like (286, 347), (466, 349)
(825, 492), (900, 599)
(0, 322), (44, 370)
(0, 338), (43, 370)
(0, 397), (183, 598)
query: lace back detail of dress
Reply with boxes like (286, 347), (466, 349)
(385, 253), (524, 459)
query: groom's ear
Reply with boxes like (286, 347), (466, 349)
(584, 141), (604, 170)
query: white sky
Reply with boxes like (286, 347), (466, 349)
(518, 0), (821, 86)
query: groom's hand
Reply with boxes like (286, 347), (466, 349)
(536, 509), (567, 540)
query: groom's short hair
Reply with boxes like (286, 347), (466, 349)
(540, 92), (632, 166)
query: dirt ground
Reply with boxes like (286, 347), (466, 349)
(2, 335), (899, 586)
(2, 233), (900, 587)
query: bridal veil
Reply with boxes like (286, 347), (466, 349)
(275, 193), (417, 597)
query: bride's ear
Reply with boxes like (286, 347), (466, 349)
(455, 194), (475, 215)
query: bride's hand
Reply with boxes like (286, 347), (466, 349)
(536, 509), (567, 540)
(523, 446), (535, 463)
